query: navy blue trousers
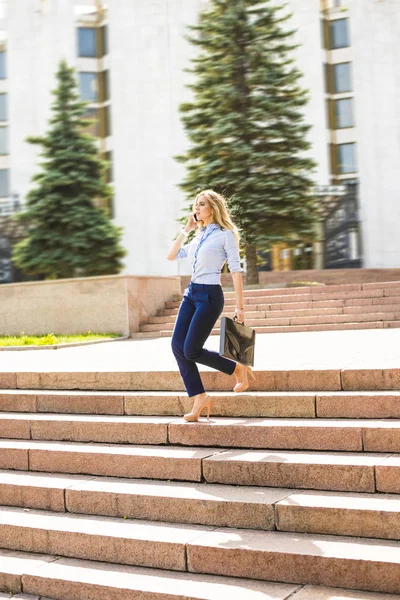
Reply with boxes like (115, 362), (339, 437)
(171, 282), (236, 397)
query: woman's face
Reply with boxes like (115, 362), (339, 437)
(195, 195), (214, 224)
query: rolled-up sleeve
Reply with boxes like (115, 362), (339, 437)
(224, 230), (243, 273)
(176, 246), (188, 259)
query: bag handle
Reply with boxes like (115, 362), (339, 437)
(233, 315), (245, 325)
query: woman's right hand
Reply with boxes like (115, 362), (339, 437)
(185, 214), (198, 233)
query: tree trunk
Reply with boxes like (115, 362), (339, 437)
(245, 242), (259, 285)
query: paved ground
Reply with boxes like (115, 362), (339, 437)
(0, 328), (398, 372)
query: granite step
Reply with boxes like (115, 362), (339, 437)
(163, 287), (400, 311)
(168, 417), (400, 452)
(158, 302), (400, 321)
(222, 282), (400, 298)
(0, 506), (213, 572)
(0, 389), (317, 417)
(248, 296), (400, 315)
(0, 470), (289, 530)
(269, 296), (400, 310)
(140, 311), (400, 332)
(241, 295), (400, 311)
(1, 470), (400, 541)
(0, 509), (400, 594)
(285, 587), (400, 600)
(202, 448), (398, 493)
(2, 413), (400, 453)
(0, 439), (397, 492)
(131, 330), (165, 339)
(223, 283), (364, 298)
(0, 593), (55, 600)
(7, 549), (385, 600)
(3, 390), (400, 419)
(275, 489), (400, 540)
(0, 413), (175, 445)
(153, 320), (396, 338)
(0, 439), (221, 482)
(225, 289), (387, 305)
(107, 390), (400, 419)
(185, 525), (400, 594)
(6, 368), (400, 392)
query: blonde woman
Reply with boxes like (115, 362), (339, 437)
(167, 189), (255, 422)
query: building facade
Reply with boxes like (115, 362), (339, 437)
(0, 0), (399, 279)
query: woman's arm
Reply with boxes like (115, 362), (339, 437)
(231, 271), (245, 323)
(166, 215), (197, 261)
(224, 230), (245, 322)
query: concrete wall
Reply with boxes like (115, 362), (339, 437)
(0, 275), (180, 336)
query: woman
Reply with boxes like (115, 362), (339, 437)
(166, 189), (255, 422)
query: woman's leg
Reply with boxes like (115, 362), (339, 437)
(171, 295), (206, 397)
(183, 286), (236, 376)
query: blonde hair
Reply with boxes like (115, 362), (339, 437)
(193, 190), (241, 244)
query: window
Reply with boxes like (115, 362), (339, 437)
(333, 62), (352, 93)
(0, 127), (7, 154)
(82, 108), (99, 137)
(0, 94), (7, 121)
(99, 70), (110, 102)
(330, 19), (350, 49)
(0, 169), (9, 197)
(79, 72), (98, 102)
(335, 98), (354, 128)
(100, 105), (111, 137)
(77, 27), (96, 57)
(100, 25), (108, 56)
(337, 143), (357, 173)
(0, 52), (6, 79)
(334, 0), (342, 6)
(104, 151), (113, 183)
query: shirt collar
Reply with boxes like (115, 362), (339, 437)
(201, 223), (220, 232)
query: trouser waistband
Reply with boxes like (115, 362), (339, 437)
(188, 282), (221, 290)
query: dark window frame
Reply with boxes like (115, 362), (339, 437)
(99, 70), (110, 103)
(82, 108), (100, 138)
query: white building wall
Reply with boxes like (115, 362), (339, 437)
(5, 0), (400, 272)
(8, 0), (76, 203)
(286, 0), (330, 186)
(108, 0), (207, 276)
(350, 0), (400, 267)
(108, 0), (330, 276)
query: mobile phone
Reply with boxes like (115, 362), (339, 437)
(193, 213), (198, 221)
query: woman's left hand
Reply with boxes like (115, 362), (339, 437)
(234, 307), (245, 324)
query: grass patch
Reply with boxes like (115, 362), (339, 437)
(0, 332), (123, 347)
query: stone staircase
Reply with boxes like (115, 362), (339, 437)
(0, 368), (400, 598)
(134, 280), (400, 339)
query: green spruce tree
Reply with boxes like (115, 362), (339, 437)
(176, 0), (317, 283)
(12, 59), (126, 279)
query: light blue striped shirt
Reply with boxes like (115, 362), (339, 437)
(176, 223), (243, 284)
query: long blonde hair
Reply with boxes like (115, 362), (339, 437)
(192, 190), (241, 244)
